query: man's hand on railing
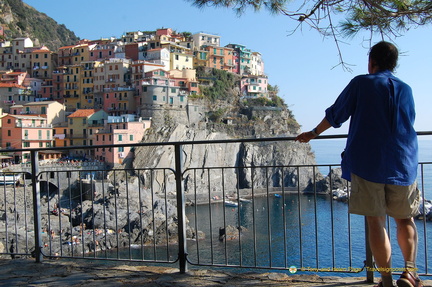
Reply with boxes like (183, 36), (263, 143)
(295, 131), (317, 143)
(295, 118), (332, 143)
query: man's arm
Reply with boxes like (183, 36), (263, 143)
(295, 118), (332, 143)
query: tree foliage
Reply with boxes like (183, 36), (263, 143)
(196, 67), (239, 101)
(188, 0), (432, 68)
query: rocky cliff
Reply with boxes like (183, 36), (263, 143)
(131, 98), (320, 201)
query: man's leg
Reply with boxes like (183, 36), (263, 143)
(366, 216), (394, 287)
(395, 217), (422, 286)
(395, 217), (417, 266)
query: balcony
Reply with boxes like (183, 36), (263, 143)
(16, 123), (53, 128)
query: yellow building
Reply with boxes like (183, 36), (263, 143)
(66, 109), (108, 158)
(62, 65), (81, 112)
(71, 44), (91, 65)
(31, 46), (56, 79)
(161, 43), (193, 71)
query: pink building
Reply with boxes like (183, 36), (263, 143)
(102, 88), (137, 116)
(0, 114), (54, 163)
(240, 75), (269, 98)
(94, 114), (151, 167)
(1, 71), (28, 85)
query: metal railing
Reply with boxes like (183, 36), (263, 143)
(0, 133), (431, 283)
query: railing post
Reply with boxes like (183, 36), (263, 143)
(31, 150), (43, 263)
(365, 217), (374, 282)
(174, 143), (188, 273)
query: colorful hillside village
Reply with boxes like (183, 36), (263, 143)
(0, 28), (269, 167)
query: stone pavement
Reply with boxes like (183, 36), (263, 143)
(0, 258), (431, 287)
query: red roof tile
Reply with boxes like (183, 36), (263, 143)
(68, 109), (98, 118)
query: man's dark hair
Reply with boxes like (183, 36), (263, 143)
(369, 41), (398, 72)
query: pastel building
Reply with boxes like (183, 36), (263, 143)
(249, 52), (265, 76)
(0, 83), (34, 113)
(170, 69), (199, 96)
(240, 75), (269, 98)
(94, 114), (151, 166)
(61, 65), (82, 112)
(0, 114), (53, 163)
(31, 46), (56, 79)
(58, 45), (74, 66)
(204, 46), (235, 72)
(71, 44), (91, 65)
(80, 61), (97, 109)
(93, 58), (132, 93)
(130, 60), (166, 102)
(139, 69), (187, 111)
(9, 101), (66, 126)
(161, 44), (193, 71)
(226, 44), (252, 75)
(192, 32), (221, 49)
(89, 40), (117, 61)
(66, 109), (108, 158)
(102, 87), (137, 116)
(1, 71), (28, 85)
(144, 48), (170, 70)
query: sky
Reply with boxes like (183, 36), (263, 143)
(22, 0), (431, 135)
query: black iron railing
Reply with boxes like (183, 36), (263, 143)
(0, 133), (431, 283)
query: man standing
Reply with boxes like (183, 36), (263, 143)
(295, 41), (422, 287)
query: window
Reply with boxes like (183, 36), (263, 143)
(118, 147), (124, 152)
(23, 142), (30, 147)
(7, 130), (11, 136)
(129, 135), (134, 141)
(118, 135), (122, 141)
(153, 95), (157, 101)
(38, 130), (42, 139)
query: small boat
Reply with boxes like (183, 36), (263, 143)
(224, 200), (239, 207)
(0, 174), (21, 185)
(239, 198), (252, 203)
(274, 194), (282, 198)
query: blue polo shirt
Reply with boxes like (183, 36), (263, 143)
(325, 70), (418, 185)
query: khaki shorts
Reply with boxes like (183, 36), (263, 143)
(349, 173), (420, 218)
